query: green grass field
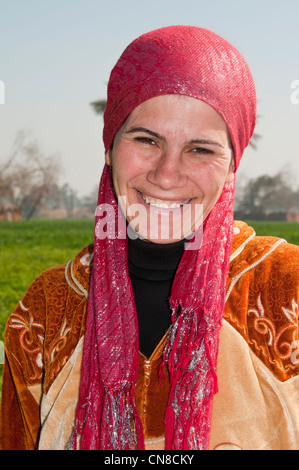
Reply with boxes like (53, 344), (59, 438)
(0, 219), (95, 342)
(0, 219), (298, 393)
(244, 221), (299, 245)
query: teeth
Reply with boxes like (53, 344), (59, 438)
(141, 193), (191, 208)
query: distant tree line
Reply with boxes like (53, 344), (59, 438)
(234, 167), (299, 221)
(1, 110), (298, 221)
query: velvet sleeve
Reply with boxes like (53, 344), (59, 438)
(0, 276), (46, 450)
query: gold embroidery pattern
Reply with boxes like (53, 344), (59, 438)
(9, 311), (44, 381)
(248, 296), (298, 375)
(225, 236), (299, 381)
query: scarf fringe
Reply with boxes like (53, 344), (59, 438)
(161, 305), (220, 450)
(100, 384), (144, 450)
(70, 384), (144, 450)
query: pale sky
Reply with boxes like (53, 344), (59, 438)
(0, 0), (298, 196)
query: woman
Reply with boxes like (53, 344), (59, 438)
(0, 25), (298, 451)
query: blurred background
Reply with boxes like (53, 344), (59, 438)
(0, 0), (298, 221)
(0, 0), (299, 380)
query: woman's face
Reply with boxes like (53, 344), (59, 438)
(106, 94), (234, 244)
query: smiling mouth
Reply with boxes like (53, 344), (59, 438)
(137, 190), (192, 208)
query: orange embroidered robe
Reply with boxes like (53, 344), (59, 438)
(0, 221), (298, 450)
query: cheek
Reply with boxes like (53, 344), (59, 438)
(112, 164), (127, 193)
(192, 163), (230, 198)
(112, 150), (151, 188)
(111, 156), (141, 194)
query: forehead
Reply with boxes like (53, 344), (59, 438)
(118, 94), (231, 144)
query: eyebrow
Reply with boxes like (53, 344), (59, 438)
(189, 139), (225, 149)
(125, 127), (166, 142)
(125, 127), (224, 149)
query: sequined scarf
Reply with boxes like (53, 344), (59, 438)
(72, 25), (256, 450)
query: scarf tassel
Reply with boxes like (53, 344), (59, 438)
(100, 385), (144, 450)
(70, 384), (144, 450)
(161, 305), (220, 449)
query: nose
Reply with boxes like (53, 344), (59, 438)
(146, 149), (187, 190)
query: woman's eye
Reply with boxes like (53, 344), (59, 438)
(191, 147), (213, 155)
(135, 136), (156, 145)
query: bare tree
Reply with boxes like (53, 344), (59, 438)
(0, 132), (62, 219)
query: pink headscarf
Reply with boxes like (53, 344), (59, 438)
(72, 25), (256, 450)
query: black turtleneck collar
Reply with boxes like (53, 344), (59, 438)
(128, 237), (185, 281)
